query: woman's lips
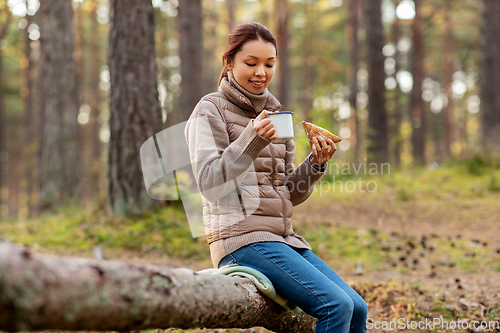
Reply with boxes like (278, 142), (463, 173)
(250, 80), (265, 88)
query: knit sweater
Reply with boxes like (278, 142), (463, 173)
(185, 71), (327, 268)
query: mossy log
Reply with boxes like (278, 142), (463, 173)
(0, 241), (317, 332)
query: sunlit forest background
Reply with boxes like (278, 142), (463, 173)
(1, 0), (499, 219)
(0, 0), (500, 332)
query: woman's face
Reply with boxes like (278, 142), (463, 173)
(227, 39), (276, 95)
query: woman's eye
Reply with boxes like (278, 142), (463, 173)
(246, 63), (256, 67)
(266, 65), (274, 68)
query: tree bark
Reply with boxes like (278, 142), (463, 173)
(0, 48), (3, 219)
(365, 0), (388, 164)
(0, 0), (12, 219)
(226, 0), (236, 32)
(38, 0), (80, 210)
(276, 0), (290, 109)
(8, 120), (20, 220)
(391, 0), (403, 167)
(0, 241), (317, 332)
(178, 0), (203, 122)
(300, 1), (316, 157)
(89, 0), (103, 198)
(74, 2), (84, 107)
(442, 0), (454, 159)
(0, 46), (4, 220)
(410, 0), (426, 165)
(301, 1), (314, 124)
(108, 0), (162, 215)
(480, 0), (500, 150)
(203, 8), (218, 95)
(346, 0), (360, 163)
(74, 1), (89, 203)
(21, 7), (37, 217)
(258, 0), (270, 29)
(156, 8), (174, 129)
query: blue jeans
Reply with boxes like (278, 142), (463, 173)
(218, 241), (367, 333)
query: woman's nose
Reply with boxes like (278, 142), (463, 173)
(255, 65), (265, 76)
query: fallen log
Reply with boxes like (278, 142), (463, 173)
(0, 240), (317, 332)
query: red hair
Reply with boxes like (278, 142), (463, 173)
(218, 22), (278, 87)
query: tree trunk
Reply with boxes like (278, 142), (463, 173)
(35, 10), (45, 217)
(392, 0), (403, 167)
(346, 0), (360, 163)
(301, 1), (314, 124)
(108, 0), (162, 215)
(203, 9), (218, 95)
(38, 0), (80, 211)
(74, 2), (84, 106)
(300, 2), (315, 157)
(178, 0), (203, 122)
(365, 0), (388, 164)
(0, 47), (4, 220)
(21, 9), (37, 217)
(410, 0), (426, 165)
(74, 1), (89, 204)
(0, 49), (9, 220)
(480, 0), (500, 150)
(0, 1), (12, 219)
(226, 0), (236, 32)
(88, 0), (103, 199)
(0, 241), (317, 332)
(429, 110), (441, 161)
(8, 121), (20, 220)
(259, 0), (270, 29)
(156, 10), (174, 129)
(442, 0), (454, 159)
(276, 0), (290, 109)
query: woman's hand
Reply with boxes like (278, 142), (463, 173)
(253, 110), (278, 141)
(310, 136), (337, 165)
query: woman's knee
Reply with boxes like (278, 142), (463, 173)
(353, 298), (368, 319)
(316, 293), (354, 321)
(339, 295), (355, 318)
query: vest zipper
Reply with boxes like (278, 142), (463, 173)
(269, 145), (287, 235)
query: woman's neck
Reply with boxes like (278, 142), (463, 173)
(227, 71), (268, 113)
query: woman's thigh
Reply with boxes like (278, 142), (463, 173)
(298, 249), (367, 307)
(224, 242), (355, 321)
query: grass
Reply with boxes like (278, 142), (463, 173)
(0, 203), (211, 263)
(299, 155), (500, 274)
(1, 157), (498, 273)
(1, 157), (499, 332)
(2, 201), (497, 276)
(313, 154), (500, 205)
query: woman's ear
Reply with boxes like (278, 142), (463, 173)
(225, 57), (233, 70)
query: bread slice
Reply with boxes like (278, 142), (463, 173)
(302, 121), (342, 144)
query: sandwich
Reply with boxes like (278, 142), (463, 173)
(301, 121), (342, 145)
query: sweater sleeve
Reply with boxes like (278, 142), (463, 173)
(185, 100), (271, 202)
(284, 139), (326, 206)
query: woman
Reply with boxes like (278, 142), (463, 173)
(185, 22), (367, 333)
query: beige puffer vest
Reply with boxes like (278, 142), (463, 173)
(199, 91), (296, 244)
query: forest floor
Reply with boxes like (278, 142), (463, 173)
(1, 157), (500, 332)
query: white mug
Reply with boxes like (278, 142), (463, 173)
(265, 111), (294, 143)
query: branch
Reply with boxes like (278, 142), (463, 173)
(0, 241), (317, 332)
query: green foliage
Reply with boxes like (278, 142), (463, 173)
(295, 224), (390, 272)
(466, 155), (488, 175)
(0, 204), (210, 262)
(4, 159), (495, 273)
(311, 157), (500, 205)
(430, 302), (456, 320)
(396, 187), (413, 202)
(488, 172), (500, 192)
(1, 160), (499, 333)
